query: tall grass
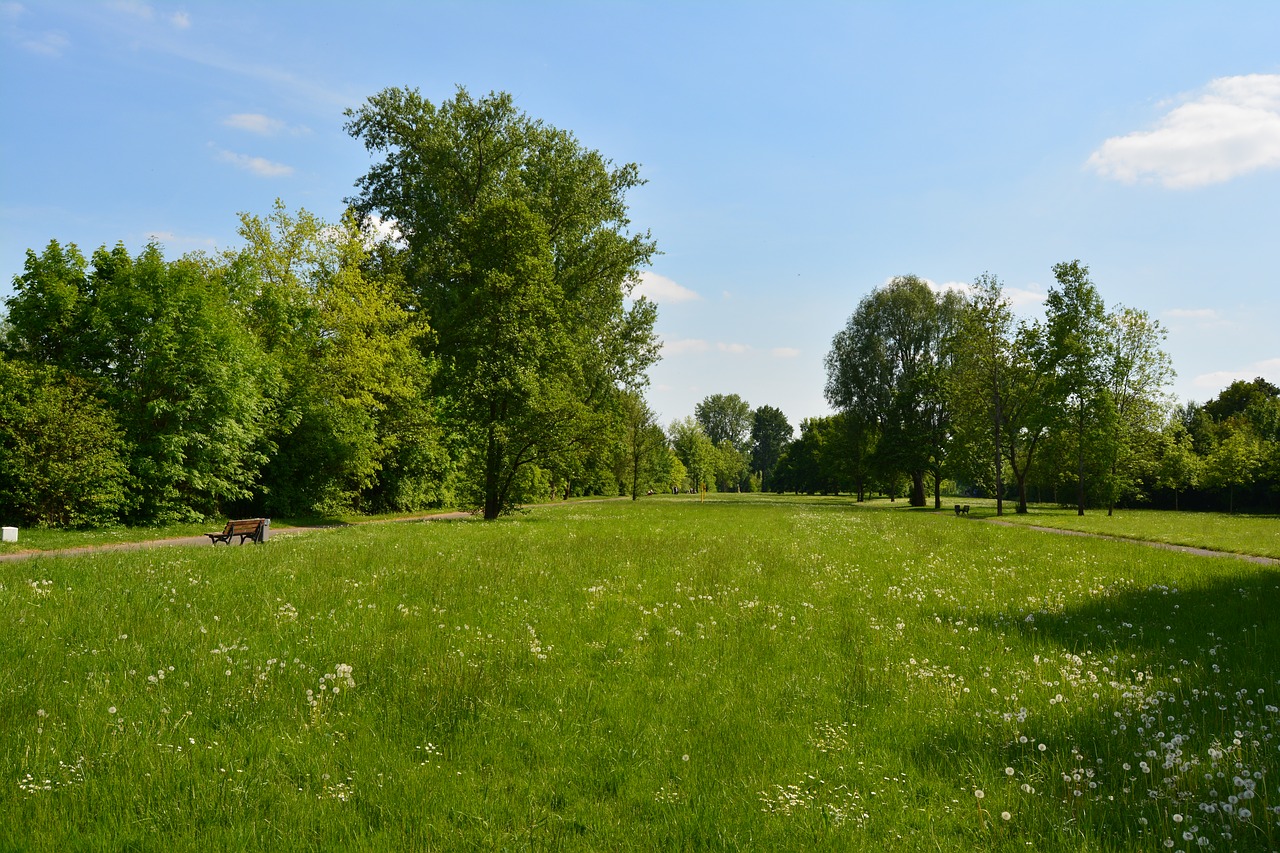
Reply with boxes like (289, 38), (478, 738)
(3, 495), (1278, 850)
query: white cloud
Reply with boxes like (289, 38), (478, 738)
(170, 11), (190, 29)
(771, 347), (800, 358)
(109, 0), (154, 20)
(924, 278), (972, 295)
(224, 113), (284, 135)
(717, 342), (751, 354)
(1164, 307), (1220, 320)
(1006, 284), (1047, 310)
(145, 230), (217, 250)
(662, 338), (710, 356)
(21, 29), (67, 56)
(1192, 357), (1280, 390)
(1, 3), (25, 21)
(223, 113), (309, 136)
(633, 271), (700, 304)
(1088, 74), (1280, 188)
(214, 148), (293, 177)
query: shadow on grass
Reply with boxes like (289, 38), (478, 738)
(920, 566), (1280, 848)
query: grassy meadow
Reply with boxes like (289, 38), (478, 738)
(3, 496), (1280, 851)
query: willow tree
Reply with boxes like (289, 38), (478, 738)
(345, 87), (659, 518)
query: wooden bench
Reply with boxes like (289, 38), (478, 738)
(954, 504), (970, 516)
(205, 518), (268, 545)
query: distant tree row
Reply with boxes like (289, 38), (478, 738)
(0, 87), (664, 527)
(767, 265), (1279, 514)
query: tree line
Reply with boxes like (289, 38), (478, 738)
(0, 88), (666, 527)
(766, 268), (1279, 514)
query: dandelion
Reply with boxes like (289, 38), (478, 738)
(974, 789), (984, 800)
(682, 754), (689, 762)
(1001, 811), (1011, 821)
(107, 706), (117, 715)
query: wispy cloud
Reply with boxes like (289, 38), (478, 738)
(771, 347), (800, 358)
(213, 147), (293, 177)
(223, 112), (310, 136)
(717, 342), (751, 355)
(224, 113), (283, 135)
(108, 0), (190, 29)
(21, 29), (68, 56)
(662, 338), (710, 356)
(1088, 74), (1280, 188)
(1192, 357), (1280, 390)
(633, 271), (701, 304)
(1164, 308), (1221, 320)
(145, 230), (217, 250)
(918, 277), (1046, 312)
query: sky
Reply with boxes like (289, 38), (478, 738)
(2, 1), (1278, 432)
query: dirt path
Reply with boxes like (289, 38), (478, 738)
(0, 499), (628, 564)
(0, 509), (473, 564)
(983, 518), (1280, 567)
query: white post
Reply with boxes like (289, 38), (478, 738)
(1, 527), (17, 543)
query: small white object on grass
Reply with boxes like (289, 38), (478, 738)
(1, 527), (16, 543)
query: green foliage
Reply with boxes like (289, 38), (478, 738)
(345, 87), (658, 519)
(694, 393), (753, 451)
(825, 275), (962, 507)
(749, 404), (793, 488)
(4, 241), (274, 523)
(231, 202), (433, 516)
(0, 356), (131, 527)
(668, 416), (717, 492)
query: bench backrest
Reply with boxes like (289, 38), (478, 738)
(227, 518), (264, 534)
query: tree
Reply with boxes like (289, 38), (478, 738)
(1204, 421), (1264, 513)
(1155, 421), (1202, 511)
(0, 356), (131, 527)
(616, 391), (667, 499)
(345, 87), (659, 519)
(749, 405), (793, 490)
(231, 202), (433, 515)
(825, 275), (962, 507)
(1100, 306), (1173, 514)
(713, 440), (750, 492)
(5, 240), (274, 522)
(668, 417), (717, 493)
(947, 273), (1014, 514)
(1043, 261), (1110, 516)
(695, 393), (753, 452)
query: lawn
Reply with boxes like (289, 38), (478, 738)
(3, 495), (1278, 850)
(969, 504), (1280, 561)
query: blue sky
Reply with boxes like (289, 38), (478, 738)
(3, 1), (1278, 431)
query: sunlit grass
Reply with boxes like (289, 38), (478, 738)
(3, 496), (1279, 850)
(980, 505), (1280, 560)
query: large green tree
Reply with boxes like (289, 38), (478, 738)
(695, 393), (753, 452)
(345, 87), (659, 519)
(825, 275), (961, 507)
(749, 404), (793, 490)
(1043, 260), (1110, 516)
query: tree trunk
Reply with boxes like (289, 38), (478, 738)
(1076, 401), (1086, 516)
(483, 421), (501, 521)
(910, 470), (926, 507)
(933, 472), (941, 510)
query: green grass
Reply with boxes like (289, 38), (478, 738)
(971, 504), (1280, 560)
(3, 494), (1280, 850)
